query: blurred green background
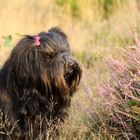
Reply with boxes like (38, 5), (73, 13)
(0, 0), (140, 62)
(1, 0), (140, 74)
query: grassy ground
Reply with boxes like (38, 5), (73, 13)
(0, 0), (140, 139)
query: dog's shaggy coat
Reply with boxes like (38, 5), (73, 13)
(0, 27), (82, 140)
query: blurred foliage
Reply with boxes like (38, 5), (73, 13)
(3, 35), (13, 48)
(56, 0), (79, 18)
(55, 0), (129, 19)
(99, 0), (128, 18)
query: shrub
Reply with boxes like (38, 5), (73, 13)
(99, 33), (140, 139)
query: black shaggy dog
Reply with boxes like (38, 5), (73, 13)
(0, 27), (82, 140)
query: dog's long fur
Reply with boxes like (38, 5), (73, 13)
(0, 27), (82, 140)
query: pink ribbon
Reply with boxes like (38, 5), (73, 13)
(34, 36), (40, 46)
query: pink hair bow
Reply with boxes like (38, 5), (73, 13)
(34, 36), (40, 46)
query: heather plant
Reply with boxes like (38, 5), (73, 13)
(99, 33), (140, 139)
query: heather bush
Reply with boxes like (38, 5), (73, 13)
(99, 33), (140, 139)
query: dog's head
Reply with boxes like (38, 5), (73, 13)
(6, 27), (82, 99)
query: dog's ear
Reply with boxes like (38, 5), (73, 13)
(65, 58), (82, 96)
